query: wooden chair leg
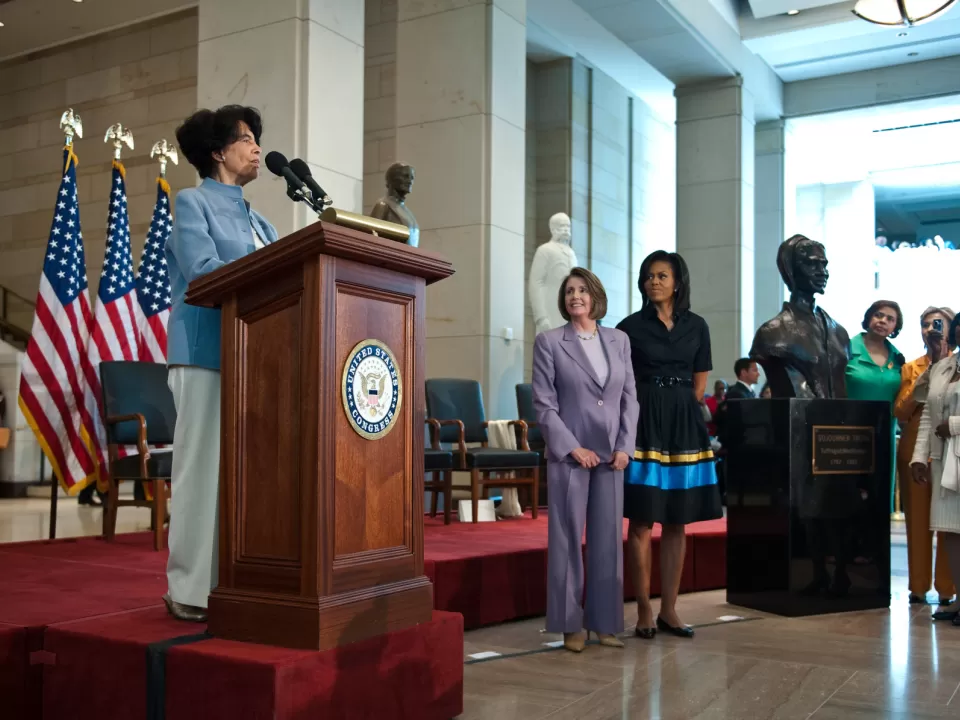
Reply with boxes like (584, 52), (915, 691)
(430, 471), (439, 518)
(442, 470), (453, 525)
(104, 475), (120, 541)
(471, 469), (480, 524)
(531, 467), (539, 519)
(152, 478), (165, 551)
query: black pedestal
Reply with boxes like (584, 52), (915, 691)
(725, 398), (891, 616)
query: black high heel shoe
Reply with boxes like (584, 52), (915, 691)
(634, 626), (656, 640)
(657, 615), (694, 638)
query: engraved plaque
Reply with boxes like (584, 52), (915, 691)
(812, 425), (875, 475)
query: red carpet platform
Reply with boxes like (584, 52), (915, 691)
(0, 513), (726, 720)
(423, 514), (727, 628)
(41, 607), (462, 720)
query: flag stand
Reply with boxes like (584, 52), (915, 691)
(44, 110), (84, 539)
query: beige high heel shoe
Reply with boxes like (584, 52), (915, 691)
(592, 632), (624, 648)
(563, 631), (587, 652)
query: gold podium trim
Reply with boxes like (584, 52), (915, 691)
(320, 207), (410, 243)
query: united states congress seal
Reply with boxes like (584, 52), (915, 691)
(341, 339), (402, 440)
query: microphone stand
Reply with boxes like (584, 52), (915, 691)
(285, 184), (325, 218)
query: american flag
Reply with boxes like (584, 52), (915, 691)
(87, 161), (141, 470)
(16, 147), (102, 495)
(134, 178), (173, 362)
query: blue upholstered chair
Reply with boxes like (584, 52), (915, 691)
(99, 361), (176, 550)
(425, 378), (539, 523)
(425, 419), (454, 524)
(515, 382), (549, 508)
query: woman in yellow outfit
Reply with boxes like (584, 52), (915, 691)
(895, 306), (956, 605)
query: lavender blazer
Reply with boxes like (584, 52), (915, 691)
(531, 324), (640, 465)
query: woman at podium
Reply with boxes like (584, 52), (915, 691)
(532, 268), (639, 653)
(162, 106), (278, 622)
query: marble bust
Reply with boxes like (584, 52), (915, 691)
(750, 234), (852, 399)
(370, 162), (419, 247)
(528, 212), (578, 335)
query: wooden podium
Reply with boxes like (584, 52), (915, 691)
(186, 218), (454, 650)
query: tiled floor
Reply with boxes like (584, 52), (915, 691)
(0, 493), (152, 543)
(0, 496), (955, 718)
(456, 588), (960, 719)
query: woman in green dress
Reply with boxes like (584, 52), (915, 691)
(845, 300), (905, 514)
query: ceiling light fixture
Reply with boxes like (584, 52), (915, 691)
(852, 0), (958, 26)
(787, 9), (800, 14)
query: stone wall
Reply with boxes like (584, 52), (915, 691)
(363, 0), (398, 213)
(0, 10), (199, 332)
(631, 96), (677, 311)
(523, 57), (676, 378)
(524, 60), (539, 381)
(589, 68), (631, 327)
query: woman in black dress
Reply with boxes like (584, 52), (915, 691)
(616, 251), (723, 639)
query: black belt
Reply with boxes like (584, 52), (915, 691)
(640, 376), (693, 388)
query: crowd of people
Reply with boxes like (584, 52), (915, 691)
(531, 262), (960, 652)
(157, 102), (960, 643)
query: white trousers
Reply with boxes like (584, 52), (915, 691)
(166, 366), (221, 608)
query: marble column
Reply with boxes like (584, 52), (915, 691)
(754, 119), (793, 329)
(396, 0), (526, 419)
(675, 77), (755, 383)
(197, 0), (364, 236)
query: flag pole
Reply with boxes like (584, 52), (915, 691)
(104, 122), (134, 161)
(133, 139), (179, 504)
(87, 123), (139, 495)
(19, 106), (104, 533)
(46, 109), (84, 535)
(150, 139), (179, 180)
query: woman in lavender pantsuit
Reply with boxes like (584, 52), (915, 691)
(532, 267), (640, 653)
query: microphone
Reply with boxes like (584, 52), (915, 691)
(264, 151), (308, 194)
(288, 158), (331, 207)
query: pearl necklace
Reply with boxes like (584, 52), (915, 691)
(577, 327), (598, 341)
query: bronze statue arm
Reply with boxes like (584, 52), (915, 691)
(369, 200), (390, 221)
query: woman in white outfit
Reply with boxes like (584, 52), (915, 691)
(911, 312), (960, 625)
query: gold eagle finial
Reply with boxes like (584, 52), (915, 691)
(104, 123), (135, 160)
(150, 139), (179, 178)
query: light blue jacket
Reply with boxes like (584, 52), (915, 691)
(166, 177), (279, 370)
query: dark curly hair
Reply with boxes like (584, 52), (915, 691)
(638, 250), (691, 313)
(862, 300), (903, 339)
(175, 105), (263, 179)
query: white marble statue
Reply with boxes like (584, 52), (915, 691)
(528, 212), (578, 335)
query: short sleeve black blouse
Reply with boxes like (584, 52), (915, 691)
(615, 304), (712, 380)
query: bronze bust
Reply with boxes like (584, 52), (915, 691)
(370, 162), (419, 248)
(750, 234), (852, 399)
